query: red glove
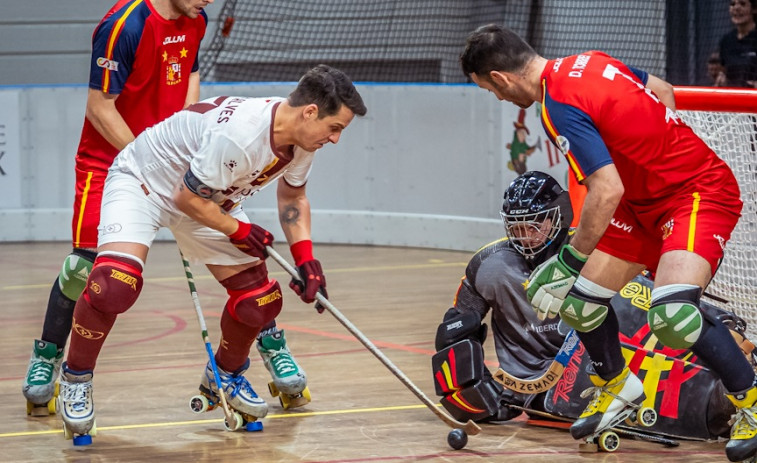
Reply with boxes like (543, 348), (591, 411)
(228, 220), (273, 259)
(289, 240), (328, 312)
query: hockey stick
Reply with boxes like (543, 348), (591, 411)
(266, 246), (481, 436)
(493, 329), (580, 394)
(180, 252), (240, 431)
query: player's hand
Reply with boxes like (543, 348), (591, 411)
(228, 220), (273, 259)
(289, 259), (328, 312)
(525, 244), (588, 320)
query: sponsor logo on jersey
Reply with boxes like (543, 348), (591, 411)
(555, 135), (570, 154)
(163, 35), (186, 45)
(101, 223), (122, 235)
(713, 234), (726, 250)
(552, 57), (564, 73)
(96, 57), (119, 71)
(610, 217), (633, 233)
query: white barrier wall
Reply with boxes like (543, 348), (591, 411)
(0, 83), (568, 251)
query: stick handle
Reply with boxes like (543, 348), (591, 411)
(266, 246), (481, 435)
(181, 253), (236, 427)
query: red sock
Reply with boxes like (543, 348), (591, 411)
(65, 294), (117, 372)
(216, 308), (261, 373)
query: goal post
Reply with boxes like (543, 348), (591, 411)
(674, 86), (757, 338)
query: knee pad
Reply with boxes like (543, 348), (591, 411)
(84, 253), (144, 314)
(58, 249), (97, 300)
(559, 280), (613, 332)
(226, 279), (283, 328)
(434, 308), (487, 351)
(648, 285), (703, 349)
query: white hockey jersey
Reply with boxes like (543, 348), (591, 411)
(112, 96), (315, 210)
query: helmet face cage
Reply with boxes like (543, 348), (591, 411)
(501, 206), (562, 258)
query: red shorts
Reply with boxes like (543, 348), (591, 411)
(595, 191), (742, 275)
(71, 156), (111, 248)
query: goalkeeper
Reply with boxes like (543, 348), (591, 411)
(432, 171), (750, 441)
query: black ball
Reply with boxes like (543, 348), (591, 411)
(447, 428), (468, 450)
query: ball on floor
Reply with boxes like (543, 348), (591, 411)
(447, 428), (468, 450)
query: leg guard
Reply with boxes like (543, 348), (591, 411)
(432, 339), (514, 422)
(58, 249), (96, 301)
(84, 253), (143, 315)
(434, 308), (487, 351)
(559, 277), (613, 333)
(224, 269), (283, 329)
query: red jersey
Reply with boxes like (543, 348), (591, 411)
(539, 51), (740, 211)
(76, 0), (207, 166)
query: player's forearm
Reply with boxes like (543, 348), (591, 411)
(184, 72), (201, 108)
(173, 183), (238, 235)
(570, 167), (623, 255)
(277, 182), (312, 245)
(85, 89), (135, 151)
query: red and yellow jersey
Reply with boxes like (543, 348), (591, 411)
(76, 0), (207, 165)
(539, 51), (739, 209)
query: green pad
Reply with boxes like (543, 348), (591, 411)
(647, 302), (703, 349)
(559, 293), (608, 332)
(58, 254), (93, 300)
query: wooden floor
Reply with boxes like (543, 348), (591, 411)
(1, 242), (730, 462)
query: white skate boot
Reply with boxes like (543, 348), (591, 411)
(571, 367), (656, 452)
(23, 339), (63, 416)
(257, 329), (311, 409)
(197, 359), (268, 421)
(57, 363), (96, 445)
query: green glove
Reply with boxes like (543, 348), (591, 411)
(525, 244), (588, 320)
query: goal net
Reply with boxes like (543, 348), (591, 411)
(676, 87), (757, 338)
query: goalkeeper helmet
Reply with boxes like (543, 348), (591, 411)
(501, 171), (573, 259)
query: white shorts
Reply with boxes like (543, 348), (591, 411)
(98, 169), (259, 266)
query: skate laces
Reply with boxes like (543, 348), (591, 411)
(579, 375), (631, 413)
(28, 358), (56, 383)
(269, 349), (297, 376)
(217, 371), (259, 399)
(731, 405), (757, 437)
(61, 382), (91, 413)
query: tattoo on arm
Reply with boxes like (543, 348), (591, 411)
(280, 205), (300, 225)
(179, 184), (185, 191)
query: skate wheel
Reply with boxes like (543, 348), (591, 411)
(47, 397), (57, 415)
(637, 407), (657, 427)
(25, 401), (33, 416)
(223, 411), (244, 431)
(283, 387), (312, 409)
(245, 421), (263, 432)
(62, 422), (72, 440)
(190, 395), (210, 413)
(90, 420), (98, 437)
(73, 434), (92, 446)
(598, 431), (620, 452)
(279, 394), (290, 410)
(268, 381), (280, 397)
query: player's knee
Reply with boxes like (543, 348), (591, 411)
(434, 308), (487, 351)
(225, 277), (283, 328)
(58, 249), (97, 300)
(84, 253), (144, 314)
(558, 289), (610, 333)
(648, 284), (704, 349)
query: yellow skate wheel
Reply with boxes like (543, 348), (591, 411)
(89, 420), (97, 437)
(284, 386), (312, 409)
(268, 381), (280, 397)
(47, 397), (56, 415)
(223, 411), (244, 431)
(279, 394), (290, 410)
(62, 422), (72, 440)
(26, 401), (33, 416)
(598, 431), (620, 452)
(637, 407), (657, 427)
(189, 395), (210, 413)
(54, 382), (60, 397)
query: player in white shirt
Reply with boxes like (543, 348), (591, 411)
(56, 65), (367, 440)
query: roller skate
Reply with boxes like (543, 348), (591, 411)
(57, 363), (97, 446)
(725, 385), (757, 462)
(23, 339), (63, 416)
(189, 359), (267, 432)
(571, 367), (656, 453)
(257, 329), (311, 409)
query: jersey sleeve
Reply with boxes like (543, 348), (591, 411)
(282, 148), (315, 187)
(90, 17), (141, 94)
(626, 65), (649, 85)
(542, 94), (613, 181)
